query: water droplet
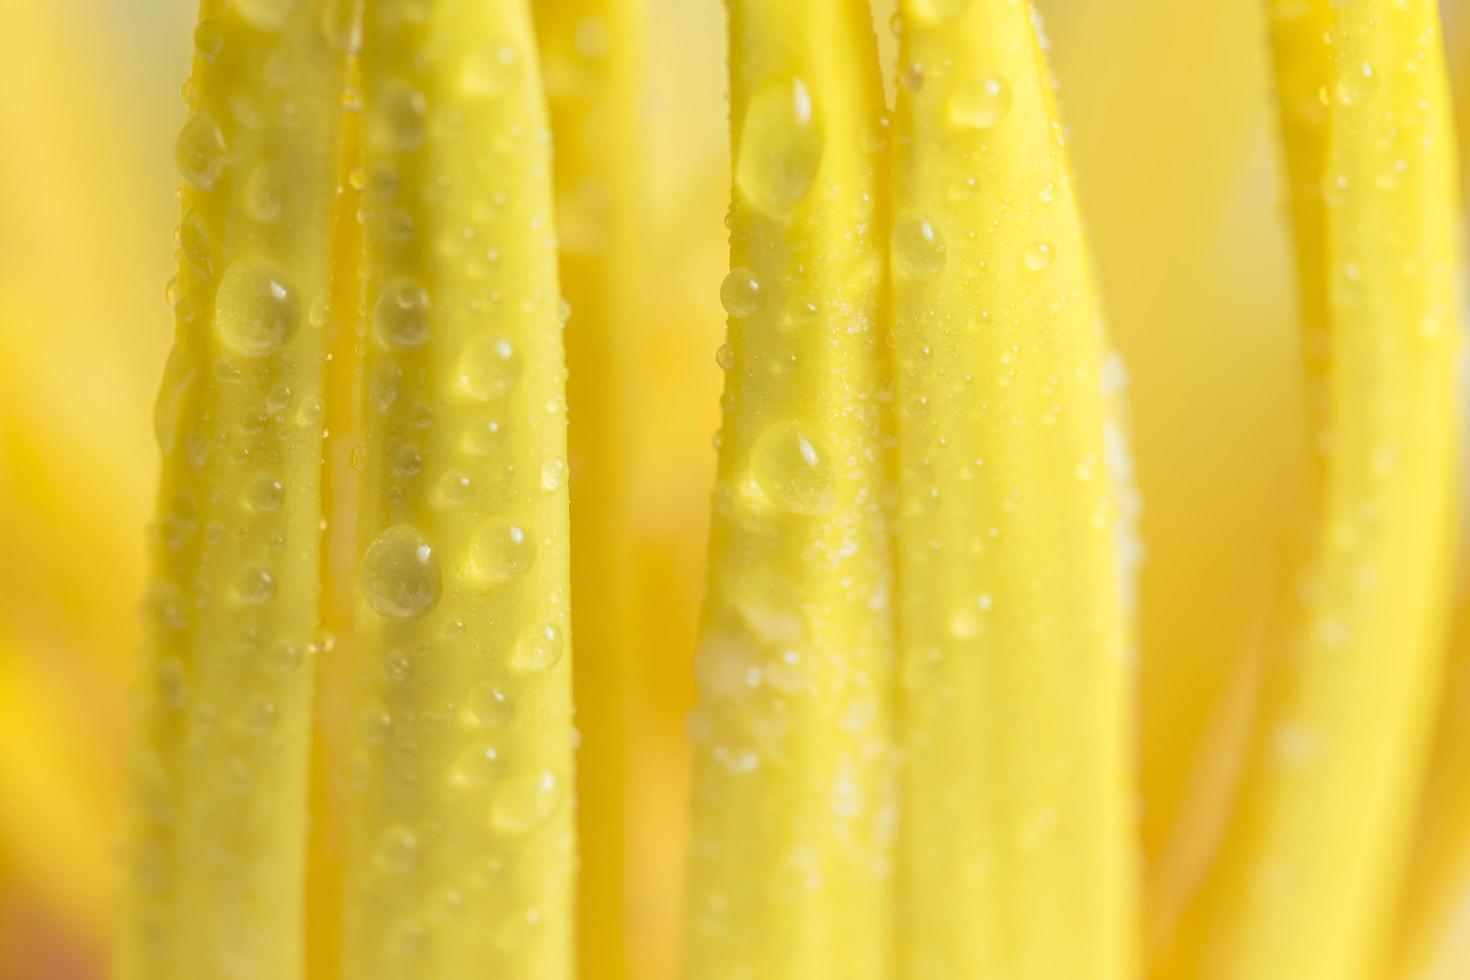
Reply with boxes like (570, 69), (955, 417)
(948, 75), (1011, 129)
(243, 697), (278, 734)
(374, 825), (420, 874)
(244, 162), (285, 222)
(1023, 242), (1055, 272)
(948, 594), (993, 638)
(177, 110), (227, 189)
(392, 444), (423, 476)
(215, 262), (299, 357)
(468, 524), (535, 584)
(752, 422), (837, 515)
(720, 269), (763, 317)
(371, 362), (403, 414)
(735, 78), (823, 218)
(465, 682), (514, 728)
(194, 18), (226, 61)
(373, 280), (431, 348)
(369, 79), (427, 153)
(907, 0), (971, 25)
(511, 623), (564, 672)
(459, 43), (521, 99)
(450, 741), (502, 788)
(462, 417), (507, 456)
(540, 457), (568, 491)
(491, 770), (562, 834)
(245, 474), (284, 512)
(1335, 61), (1377, 106)
(359, 707), (392, 745)
(457, 335), (522, 400)
(267, 641), (304, 672)
(235, 566), (277, 606)
(157, 656), (189, 709)
(234, 0), (297, 30)
(361, 525), (441, 620)
(892, 216), (947, 278)
(715, 343), (735, 371)
(436, 472), (474, 507)
(153, 343), (198, 454)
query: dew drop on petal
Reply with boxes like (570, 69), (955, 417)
(215, 262), (299, 357)
(510, 623), (564, 673)
(892, 216), (947, 279)
(752, 422), (837, 515)
(735, 78), (823, 218)
(373, 280), (431, 349)
(361, 525), (441, 619)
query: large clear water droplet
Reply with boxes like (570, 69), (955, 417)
(361, 525), (441, 619)
(735, 78), (823, 218)
(752, 422), (837, 515)
(215, 262), (299, 357)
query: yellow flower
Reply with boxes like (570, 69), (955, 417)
(0, 1), (1468, 978)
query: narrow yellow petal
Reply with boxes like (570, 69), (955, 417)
(120, 1), (351, 976)
(343, 1), (574, 976)
(889, 2), (1138, 977)
(684, 1), (895, 976)
(532, 3), (643, 975)
(1163, 1), (1465, 976)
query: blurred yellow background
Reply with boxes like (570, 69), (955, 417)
(0, 0), (1466, 977)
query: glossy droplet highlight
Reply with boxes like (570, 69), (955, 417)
(540, 457), (568, 491)
(244, 162), (285, 223)
(450, 742), (502, 788)
(735, 78), (823, 218)
(361, 525), (442, 620)
(234, 0), (297, 31)
(948, 75), (1011, 130)
(491, 770), (563, 834)
(457, 335), (522, 401)
(468, 524), (535, 584)
(752, 422), (837, 516)
(373, 280), (431, 348)
(370, 79), (427, 153)
(177, 110), (228, 190)
(459, 43), (521, 99)
(907, 0), (971, 24)
(215, 262), (299, 357)
(1024, 242), (1055, 272)
(511, 623), (564, 673)
(1335, 61), (1377, 106)
(893, 217), (947, 279)
(720, 268), (763, 318)
(465, 682), (514, 728)
(374, 825), (419, 874)
(245, 474), (284, 512)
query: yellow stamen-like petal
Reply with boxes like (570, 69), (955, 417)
(685, 1), (895, 976)
(890, 1), (1139, 976)
(343, 1), (574, 976)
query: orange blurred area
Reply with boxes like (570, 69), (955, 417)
(0, 1), (1467, 977)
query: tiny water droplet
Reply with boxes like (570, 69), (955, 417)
(907, 0), (971, 25)
(511, 623), (564, 672)
(244, 162), (285, 222)
(450, 742), (502, 788)
(457, 335), (522, 400)
(720, 268), (763, 317)
(892, 216), (947, 278)
(245, 474), (284, 512)
(540, 457), (568, 491)
(468, 524), (535, 583)
(177, 110), (227, 189)
(459, 43), (521, 99)
(1023, 242), (1055, 272)
(374, 825), (420, 874)
(465, 682), (514, 728)
(373, 280), (431, 348)
(491, 769), (562, 834)
(948, 75), (1011, 130)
